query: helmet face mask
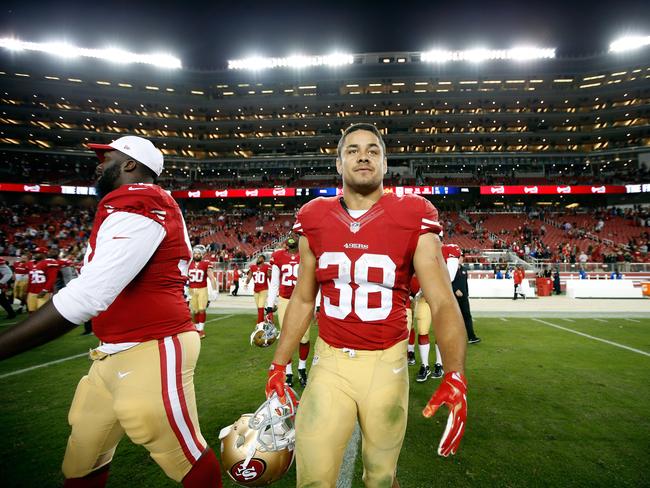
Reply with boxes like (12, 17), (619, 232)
(250, 320), (278, 347)
(219, 391), (298, 486)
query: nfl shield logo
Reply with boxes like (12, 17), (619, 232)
(350, 222), (361, 233)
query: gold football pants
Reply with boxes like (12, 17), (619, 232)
(295, 337), (409, 487)
(62, 331), (206, 482)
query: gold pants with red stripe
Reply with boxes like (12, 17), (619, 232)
(62, 331), (206, 481)
(277, 296), (310, 344)
(295, 338), (409, 487)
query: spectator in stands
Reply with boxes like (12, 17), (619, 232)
(578, 267), (587, 280)
(495, 269), (504, 279)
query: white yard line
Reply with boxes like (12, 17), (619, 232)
(532, 319), (650, 357)
(336, 422), (361, 488)
(561, 318), (575, 322)
(594, 318), (608, 323)
(206, 314), (234, 324)
(624, 318), (641, 323)
(0, 315), (233, 380)
(0, 352), (88, 379)
(500, 318), (508, 322)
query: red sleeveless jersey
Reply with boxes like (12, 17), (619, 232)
(293, 193), (441, 350)
(270, 248), (300, 299)
(188, 259), (211, 289)
(249, 263), (271, 292)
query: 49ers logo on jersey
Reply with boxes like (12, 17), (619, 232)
(230, 458), (267, 482)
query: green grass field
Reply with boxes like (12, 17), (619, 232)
(0, 313), (649, 487)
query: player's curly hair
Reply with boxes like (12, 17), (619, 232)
(337, 123), (386, 158)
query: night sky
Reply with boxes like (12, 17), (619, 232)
(1, 0), (649, 69)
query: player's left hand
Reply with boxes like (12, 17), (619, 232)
(266, 362), (286, 400)
(423, 371), (467, 457)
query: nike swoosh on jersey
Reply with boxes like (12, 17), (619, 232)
(117, 371), (132, 379)
(392, 365), (406, 374)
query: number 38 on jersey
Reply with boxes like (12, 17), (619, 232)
(319, 252), (396, 322)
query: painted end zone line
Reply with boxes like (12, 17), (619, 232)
(532, 318), (650, 357)
(0, 315), (234, 380)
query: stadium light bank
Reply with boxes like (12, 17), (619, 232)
(0, 38), (182, 69)
(421, 46), (556, 62)
(228, 53), (354, 70)
(609, 35), (650, 53)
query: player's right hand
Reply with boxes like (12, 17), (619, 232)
(266, 362), (286, 400)
(264, 307), (274, 322)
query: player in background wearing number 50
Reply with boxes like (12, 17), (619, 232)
(265, 123), (468, 487)
(188, 244), (218, 338)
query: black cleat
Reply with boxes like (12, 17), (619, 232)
(285, 374), (293, 388)
(298, 368), (308, 388)
(468, 337), (481, 344)
(407, 350), (416, 366)
(432, 363), (444, 378)
(416, 365), (431, 382)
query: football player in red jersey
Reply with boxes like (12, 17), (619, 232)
(265, 124), (468, 486)
(188, 245), (218, 338)
(265, 235), (310, 387)
(12, 253), (31, 313)
(0, 136), (222, 487)
(26, 246), (61, 313)
(246, 254), (271, 323)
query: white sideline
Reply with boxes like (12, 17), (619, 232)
(532, 319), (650, 357)
(0, 352), (88, 379)
(0, 314), (235, 380)
(625, 318), (640, 323)
(336, 422), (361, 488)
(500, 318), (508, 322)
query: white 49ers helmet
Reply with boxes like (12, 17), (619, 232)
(250, 320), (278, 347)
(193, 244), (207, 255)
(219, 390), (298, 486)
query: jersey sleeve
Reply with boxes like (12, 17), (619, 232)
(52, 212), (166, 324)
(101, 186), (168, 229)
(419, 198), (442, 236)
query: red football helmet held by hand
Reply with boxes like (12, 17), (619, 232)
(423, 371), (467, 457)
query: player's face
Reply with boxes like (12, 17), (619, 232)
(336, 129), (387, 194)
(95, 150), (125, 198)
(257, 257), (264, 265)
(193, 252), (202, 261)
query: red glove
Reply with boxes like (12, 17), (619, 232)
(264, 307), (274, 323)
(266, 363), (287, 400)
(266, 363), (299, 408)
(423, 371), (467, 457)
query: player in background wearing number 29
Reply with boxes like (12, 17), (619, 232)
(265, 123), (468, 487)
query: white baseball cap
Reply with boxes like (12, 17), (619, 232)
(88, 135), (164, 176)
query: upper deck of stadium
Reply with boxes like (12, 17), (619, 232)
(0, 41), (648, 187)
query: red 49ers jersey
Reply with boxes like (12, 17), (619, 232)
(188, 259), (211, 289)
(249, 263), (271, 292)
(13, 261), (32, 277)
(270, 249), (300, 299)
(88, 184), (194, 343)
(27, 258), (61, 294)
(294, 193), (441, 350)
(442, 244), (461, 260)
